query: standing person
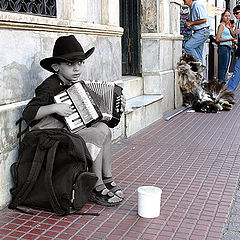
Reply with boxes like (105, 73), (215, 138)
(227, 5), (240, 92)
(216, 10), (235, 82)
(183, 0), (210, 64)
(23, 35), (124, 207)
(228, 19), (237, 73)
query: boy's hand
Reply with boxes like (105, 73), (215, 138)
(54, 103), (74, 117)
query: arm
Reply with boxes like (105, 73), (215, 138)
(34, 103), (74, 120)
(185, 18), (206, 27)
(229, 27), (237, 38)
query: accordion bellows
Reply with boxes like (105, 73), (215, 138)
(54, 81), (123, 132)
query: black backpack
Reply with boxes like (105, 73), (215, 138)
(8, 128), (98, 216)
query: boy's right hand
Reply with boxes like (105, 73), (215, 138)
(54, 103), (74, 117)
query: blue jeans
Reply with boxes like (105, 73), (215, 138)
(218, 45), (231, 82)
(226, 57), (240, 91)
(184, 28), (210, 63)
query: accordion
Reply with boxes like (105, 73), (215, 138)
(54, 80), (123, 132)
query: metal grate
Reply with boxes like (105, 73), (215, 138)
(0, 0), (56, 17)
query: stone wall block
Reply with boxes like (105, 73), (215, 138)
(158, 71), (175, 112)
(141, 0), (157, 33)
(142, 40), (160, 72)
(174, 69), (183, 108)
(144, 75), (162, 94)
(88, 0), (101, 24)
(170, 2), (180, 35)
(0, 103), (27, 209)
(173, 39), (183, 69)
(159, 40), (173, 71)
(0, 31), (44, 104)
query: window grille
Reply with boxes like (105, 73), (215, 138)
(0, 0), (56, 17)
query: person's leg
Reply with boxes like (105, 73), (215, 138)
(184, 29), (210, 63)
(75, 122), (122, 206)
(195, 42), (204, 64)
(90, 145), (122, 206)
(95, 122), (124, 199)
(184, 34), (199, 60)
(218, 46), (230, 82)
(226, 57), (240, 91)
(91, 149), (104, 186)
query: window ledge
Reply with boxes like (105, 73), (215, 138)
(0, 12), (123, 36)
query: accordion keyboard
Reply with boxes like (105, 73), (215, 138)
(54, 91), (84, 132)
(68, 82), (99, 123)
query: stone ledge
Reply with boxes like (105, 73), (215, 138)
(0, 12), (123, 36)
(126, 94), (164, 113)
(141, 32), (183, 40)
(0, 100), (29, 112)
(122, 76), (143, 100)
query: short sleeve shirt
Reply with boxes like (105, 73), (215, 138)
(190, 1), (210, 30)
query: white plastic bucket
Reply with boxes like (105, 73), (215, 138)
(137, 186), (162, 218)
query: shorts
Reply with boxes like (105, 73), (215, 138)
(31, 116), (108, 161)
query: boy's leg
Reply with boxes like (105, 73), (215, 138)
(90, 147), (122, 205)
(84, 122), (122, 205)
(95, 123), (124, 199)
(91, 149), (104, 186)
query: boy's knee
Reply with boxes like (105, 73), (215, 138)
(96, 122), (112, 140)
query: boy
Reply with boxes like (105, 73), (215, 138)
(23, 35), (124, 206)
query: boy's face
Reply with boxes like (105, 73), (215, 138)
(54, 61), (84, 84)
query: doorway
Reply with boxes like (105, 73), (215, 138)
(120, 0), (141, 75)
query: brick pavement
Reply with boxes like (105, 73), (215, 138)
(0, 88), (240, 240)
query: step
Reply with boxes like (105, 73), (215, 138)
(124, 94), (164, 137)
(122, 76), (143, 100)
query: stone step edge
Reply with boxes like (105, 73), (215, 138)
(125, 94), (164, 114)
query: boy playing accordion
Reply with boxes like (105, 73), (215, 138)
(23, 35), (124, 206)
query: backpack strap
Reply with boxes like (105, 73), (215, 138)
(8, 143), (47, 209)
(16, 117), (30, 145)
(44, 140), (66, 216)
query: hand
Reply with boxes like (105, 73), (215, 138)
(234, 29), (240, 34)
(184, 21), (192, 28)
(225, 22), (231, 29)
(54, 103), (74, 117)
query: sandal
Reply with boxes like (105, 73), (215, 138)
(88, 184), (122, 207)
(103, 177), (124, 199)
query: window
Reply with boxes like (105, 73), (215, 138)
(0, 0), (56, 17)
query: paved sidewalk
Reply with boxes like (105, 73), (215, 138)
(0, 88), (240, 240)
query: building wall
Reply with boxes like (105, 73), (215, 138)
(0, 0), (122, 209)
(0, 0), (185, 209)
(141, 0), (183, 111)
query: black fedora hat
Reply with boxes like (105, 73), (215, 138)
(40, 35), (95, 72)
